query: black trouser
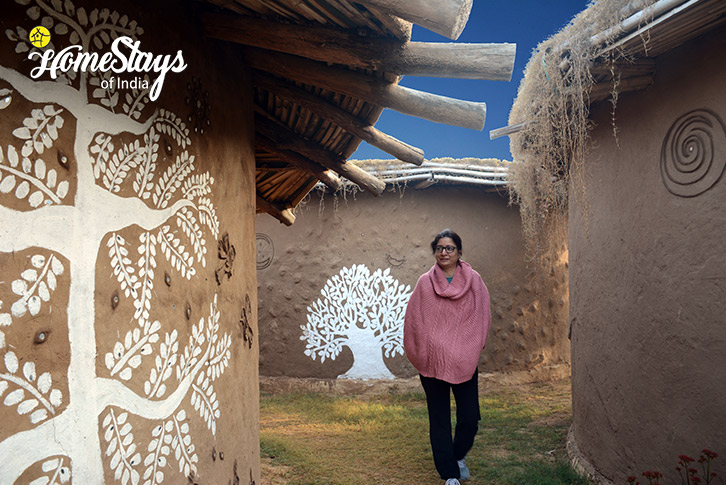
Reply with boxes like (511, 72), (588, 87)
(420, 371), (481, 480)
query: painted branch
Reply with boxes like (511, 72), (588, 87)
(204, 14), (514, 80)
(255, 113), (386, 195)
(256, 194), (296, 226)
(256, 134), (344, 191)
(355, 0), (473, 40)
(0, 65), (155, 136)
(489, 121), (528, 140)
(0, 412), (69, 481)
(254, 72), (424, 165)
(245, 47), (486, 130)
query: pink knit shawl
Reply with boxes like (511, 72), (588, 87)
(404, 260), (491, 384)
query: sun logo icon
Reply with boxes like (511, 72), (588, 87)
(29, 26), (51, 48)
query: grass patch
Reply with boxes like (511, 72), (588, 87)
(260, 380), (589, 484)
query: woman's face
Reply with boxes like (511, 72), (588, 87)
(434, 237), (460, 272)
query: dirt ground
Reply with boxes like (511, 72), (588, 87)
(259, 367), (572, 484)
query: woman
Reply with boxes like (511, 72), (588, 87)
(404, 229), (491, 485)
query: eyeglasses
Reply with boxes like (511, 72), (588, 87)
(435, 245), (457, 254)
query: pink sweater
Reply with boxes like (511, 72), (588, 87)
(404, 260), (491, 384)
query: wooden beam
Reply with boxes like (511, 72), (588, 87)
(398, 42), (515, 81)
(254, 71), (424, 165)
(489, 121), (528, 140)
(355, 0), (473, 40)
(256, 194), (295, 226)
(203, 13), (515, 81)
(256, 134), (344, 191)
(589, 74), (655, 103)
(255, 112), (386, 195)
(245, 47), (486, 130)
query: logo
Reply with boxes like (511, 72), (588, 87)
(27, 36), (187, 101)
(29, 26), (51, 48)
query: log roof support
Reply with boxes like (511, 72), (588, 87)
(256, 194), (296, 226)
(254, 71), (424, 165)
(255, 112), (386, 195)
(203, 13), (516, 81)
(256, 134), (343, 191)
(354, 0), (473, 40)
(246, 47), (487, 130)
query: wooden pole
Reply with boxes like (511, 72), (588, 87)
(254, 71), (424, 165)
(397, 42), (515, 81)
(256, 134), (343, 191)
(256, 194), (295, 226)
(245, 47), (487, 130)
(203, 13), (515, 81)
(255, 113), (386, 195)
(489, 121), (528, 140)
(355, 0), (473, 40)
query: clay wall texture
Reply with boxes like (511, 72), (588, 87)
(569, 26), (726, 483)
(0, 1), (259, 483)
(256, 185), (570, 380)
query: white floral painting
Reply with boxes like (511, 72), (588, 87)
(0, 1), (233, 483)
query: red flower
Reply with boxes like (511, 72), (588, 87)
(702, 449), (718, 460)
(627, 476), (638, 484)
(680, 455), (696, 463)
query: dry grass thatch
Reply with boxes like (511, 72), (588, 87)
(508, 0), (660, 267)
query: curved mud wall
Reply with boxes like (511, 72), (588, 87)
(256, 185), (570, 379)
(569, 27), (726, 483)
(0, 1), (259, 483)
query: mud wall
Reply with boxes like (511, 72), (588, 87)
(569, 26), (726, 483)
(256, 185), (570, 380)
(0, 1), (259, 483)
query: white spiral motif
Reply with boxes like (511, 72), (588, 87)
(660, 109), (726, 197)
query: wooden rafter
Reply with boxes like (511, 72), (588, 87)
(256, 194), (296, 226)
(245, 47), (487, 130)
(256, 134), (343, 191)
(203, 13), (515, 81)
(255, 112), (386, 195)
(355, 0), (473, 40)
(254, 71), (424, 165)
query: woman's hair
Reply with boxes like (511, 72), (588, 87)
(430, 228), (463, 254)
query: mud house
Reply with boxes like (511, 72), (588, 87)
(256, 157), (572, 381)
(506, 0), (726, 482)
(0, 0), (516, 482)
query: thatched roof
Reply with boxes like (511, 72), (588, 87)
(506, 0), (726, 138)
(195, 0), (517, 225)
(348, 157), (510, 189)
(498, 0), (726, 263)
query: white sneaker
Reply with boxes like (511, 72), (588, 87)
(457, 459), (470, 481)
(445, 480), (461, 485)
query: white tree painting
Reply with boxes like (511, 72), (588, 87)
(0, 2), (233, 483)
(301, 264), (412, 380)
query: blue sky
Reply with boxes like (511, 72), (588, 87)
(351, 0), (589, 162)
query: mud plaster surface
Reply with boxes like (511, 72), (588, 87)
(568, 26), (726, 484)
(256, 185), (570, 379)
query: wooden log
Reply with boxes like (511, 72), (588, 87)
(256, 134), (343, 191)
(254, 71), (424, 165)
(489, 121), (528, 140)
(256, 194), (295, 226)
(245, 47), (487, 130)
(589, 74), (654, 103)
(397, 42), (515, 81)
(255, 112), (386, 195)
(355, 0), (473, 40)
(203, 13), (515, 81)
